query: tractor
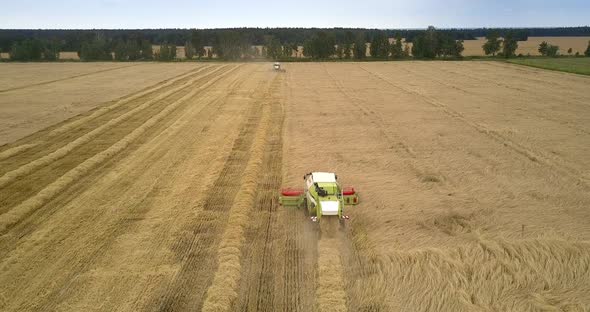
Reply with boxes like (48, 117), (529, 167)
(279, 172), (358, 223)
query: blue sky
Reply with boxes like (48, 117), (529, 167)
(0, 0), (588, 29)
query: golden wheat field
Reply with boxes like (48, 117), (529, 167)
(0, 61), (589, 311)
(462, 36), (590, 56)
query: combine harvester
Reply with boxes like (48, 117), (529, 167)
(279, 172), (358, 224)
(273, 62), (286, 72)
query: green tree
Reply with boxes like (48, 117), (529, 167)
(185, 40), (194, 59)
(10, 39), (43, 61)
(169, 44), (177, 60)
(567, 48), (572, 55)
(113, 39), (126, 61)
(290, 43), (299, 58)
(249, 46), (259, 58)
(353, 33), (366, 59)
(482, 31), (502, 56)
(282, 44), (292, 58)
(343, 31), (354, 59)
(190, 30), (204, 59)
(391, 33), (404, 58)
(79, 38), (112, 61)
(335, 44), (344, 59)
(452, 40), (465, 57)
(140, 40), (153, 60)
(264, 36), (282, 60)
(302, 40), (312, 58)
(41, 39), (61, 61)
(127, 40), (141, 60)
(214, 31), (249, 60)
(113, 39), (141, 61)
(167, 44), (177, 60)
(436, 33), (463, 58)
(538, 41), (549, 56)
(502, 32), (518, 58)
(342, 43), (352, 59)
(585, 41), (590, 56)
(157, 43), (177, 61)
(370, 31), (389, 58)
(303, 31), (335, 59)
(404, 44), (411, 57)
(411, 26), (439, 58)
(261, 46), (267, 58)
(546, 44), (559, 57)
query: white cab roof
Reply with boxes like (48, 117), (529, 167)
(320, 200), (339, 215)
(312, 172), (336, 183)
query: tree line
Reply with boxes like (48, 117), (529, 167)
(7, 38), (60, 61)
(4, 27), (590, 61)
(2, 27), (589, 52)
(481, 31), (590, 58)
(481, 31), (519, 57)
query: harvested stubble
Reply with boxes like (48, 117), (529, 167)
(201, 103), (272, 311)
(0, 66), (239, 233)
(0, 66), (225, 189)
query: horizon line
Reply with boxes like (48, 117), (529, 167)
(1, 26), (589, 31)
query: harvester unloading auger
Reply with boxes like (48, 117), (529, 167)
(279, 172), (359, 223)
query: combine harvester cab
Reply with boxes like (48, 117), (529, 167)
(273, 62), (285, 72)
(279, 172), (358, 223)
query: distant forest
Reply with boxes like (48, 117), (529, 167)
(1, 27), (589, 52)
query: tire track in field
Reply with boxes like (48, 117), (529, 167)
(0, 65), (225, 184)
(358, 65), (590, 190)
(0, 65), (212, 163)
(153, 76), (273, 312)
(232, 76), (284, 312)
(281, 207), (319, 312)
(321, 65), (450, 188)
(320, 64), (419, 311)
(394, 64), (590, 181)
(0, 63), (141, 93)
(235, 70), (320, 312)
(317, 234), (348, 312)
(276, 68), (320, 312)
(340, 216), (389, 312)
(0, 66), (241, 234)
